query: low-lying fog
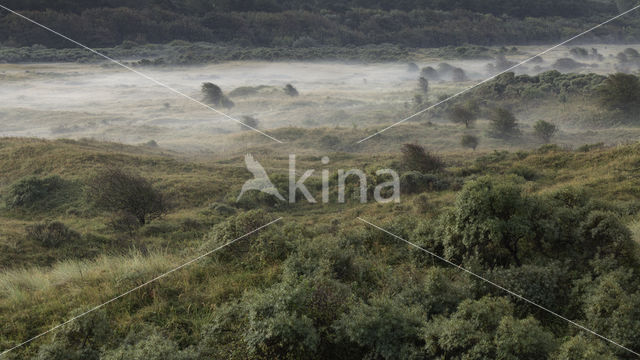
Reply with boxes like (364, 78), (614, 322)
(0, 44), (637, 152)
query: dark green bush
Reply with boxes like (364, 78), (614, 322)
(5, 175), (65, 209)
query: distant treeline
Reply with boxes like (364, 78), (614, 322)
(0, 0), (639, 48)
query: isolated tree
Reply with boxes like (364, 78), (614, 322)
(533, 120), (558, 143)
(240, 115), (259, 130)
(449, 102), (478, 128)
(420, 66), (439, 81)
(598, 73), (640, 112)
(418, 77), (429, 95)
(202, 82), (234, 108)
(400, 143), (444, 173)
(89, 168), (166, 225)
(284, 84), (299, 97)
(488, 107), (520, 139)
(461, 134), (479, 150)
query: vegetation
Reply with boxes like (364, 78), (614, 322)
(488, 107), (520, 139)
(533, 120), (558, 143)
(201, 82), (234, 109)
(461, 134), (479, 150)
(400, 143), (444, 173)
(0, 137), (640, 359)
(88, 168), (166, 226)
(598, 73), (640, 113)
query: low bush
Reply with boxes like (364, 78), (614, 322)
(26, 221), (80, 248)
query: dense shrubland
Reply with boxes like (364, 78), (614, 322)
(0, 138), (640, 358)
(0, 0), (637, 50)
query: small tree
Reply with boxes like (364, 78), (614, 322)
(89, 168), (166, 226)
(533, 120), (558, 143)
(461, 134), (479, 151)
(241, 115), (259, 130)
(449, 102), (478, 128)
(418, 77), (429, 95)
(400, 143), (444, 173)
(452, 68), (467, 82)
(284, 84), (299, 97)
(488, 107), (520, 139)
(598, 73), (640, 112)
(202, 82), (234, 108)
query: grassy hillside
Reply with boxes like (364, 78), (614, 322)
(1, 136), (640, 358)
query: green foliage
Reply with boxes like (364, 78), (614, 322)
(400, 143), (444, 173)
(554, 335), (616, 360)
(334, 297), (424, 360)
(449, 101), (479, 128)
(488, 107), (520, 139)
(533, 120), (558, 143)
(89, 168), (166, 225)
(400, 171), (449, 194)
(35, 310), (109, 360)
(4, 175), (71, 210)
(598, 73), (640, 112)
(494, 316), (556, 360)
(102, 326), (196, 360)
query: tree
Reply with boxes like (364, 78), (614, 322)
(202, 82), (234, 108)
(400, 143), (444, 173)
(461, 134), (479, 150)
(488, 107), (520, 139)
(450, 102), (478, 128)
(494, 316), (556, 360)
(533, 120), (558, 143)
(284, 84), (299, 97)
(418, 77), (429, 95)
(598, 73), (640, 112)
(89, 168), (166, 225)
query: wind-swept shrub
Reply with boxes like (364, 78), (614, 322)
(202, 82), (234, 108)
(89, 168), (166, 226)
(400, 143), (444, 173)
(241, 115), (259, 130)
(284, 84), (299, 97)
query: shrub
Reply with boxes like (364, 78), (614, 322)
(26, 221), (80, 248)
(420, 66), (439, 81)
(533, 120), (558, 143)
(400, 143), (444, 173)
(89, 168), (167, 225)
(449, 101), (478, 128)
(334, 297), (424, 360)
(201, 82), (234, 108)
(488, 107), (520, 139)
(284, 84), (299, 97)
(452, 67), (467, 82)
(5, 175), (64, 209)
(102, 325), (197, 360)
(598, 73), (640, 112)
(461, 134), (479, 150)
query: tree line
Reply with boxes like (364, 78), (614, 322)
(0, 1), (639, 48)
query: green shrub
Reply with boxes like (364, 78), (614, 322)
(400, 143), (444, 173)
(461, 134), (479, 150)
(5, 175), (65, 209)
(400, 171), (449, 194)
(488, 108), (520, 139)
(598, 73), (640, 112)
(102, 325), (196, 360)
(533, 120), (558, 143)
